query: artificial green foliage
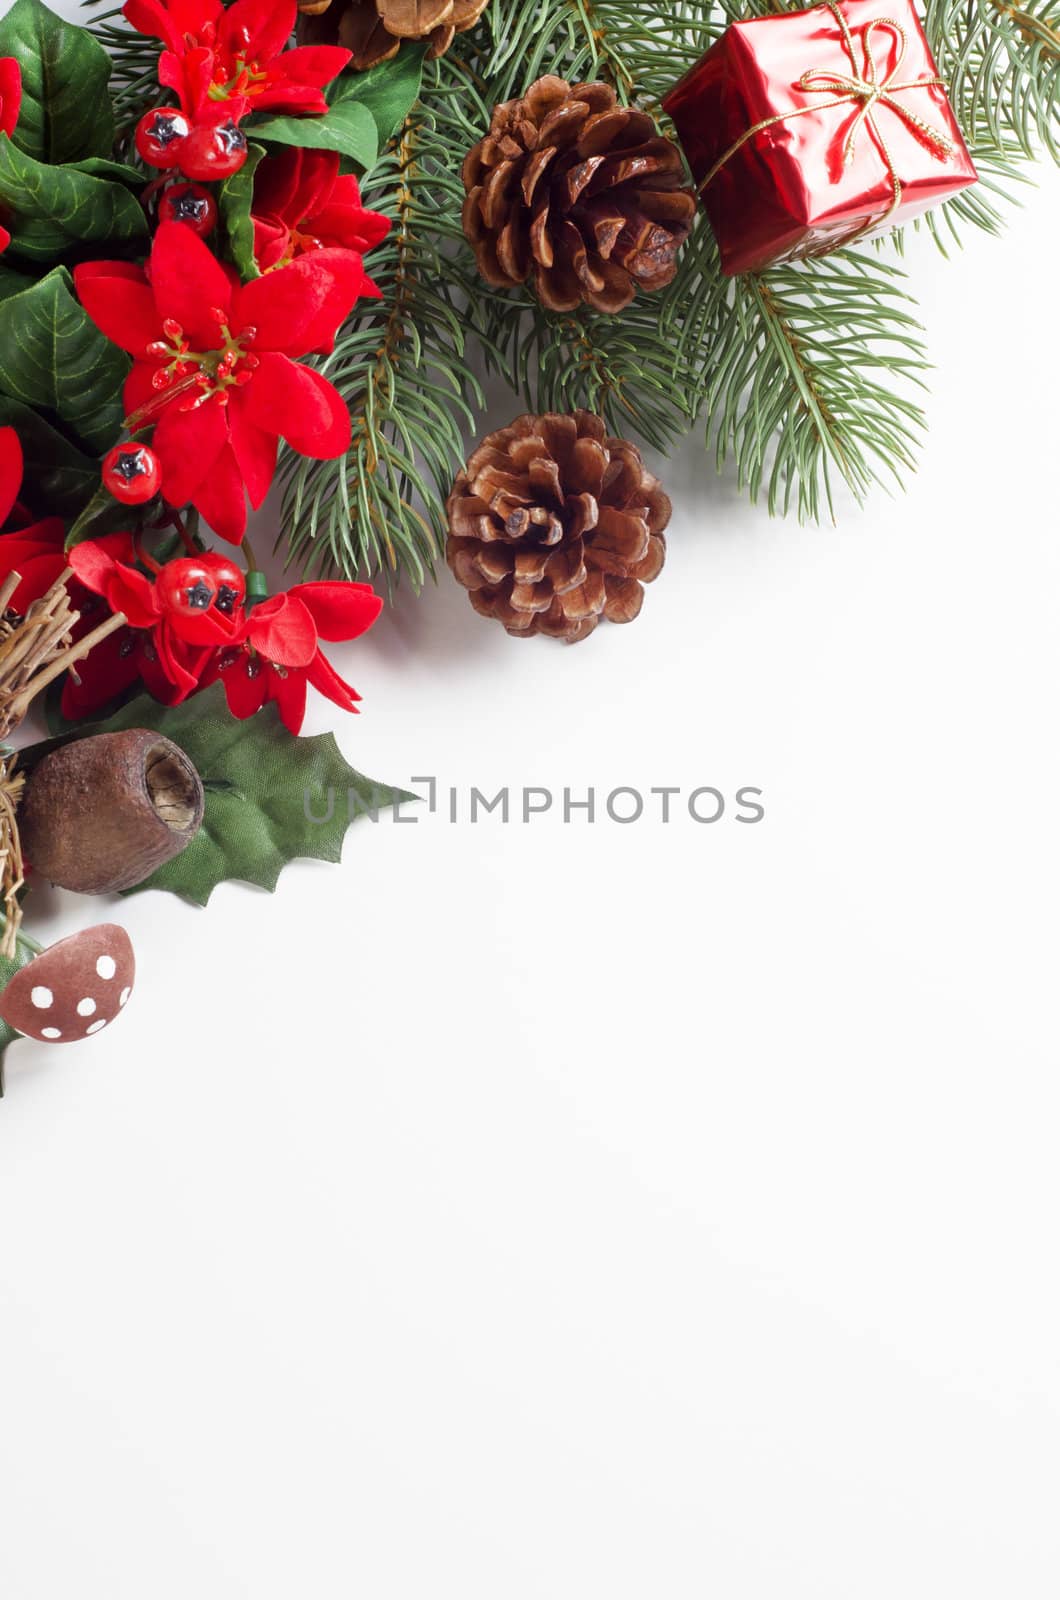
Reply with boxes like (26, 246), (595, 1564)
(80, 0), (1060, 584)
(217, 142), (266, 281)
(0, 268), (129, 452)
(0, 132), (147, 264)
(0, 0), (146, 269)
(23, 686), (413, 906)
(0, 935), (36, 1095)
(0, 396), (100, 516)
(328, 44), (426, 150)
(253, 101), (380, 168)
(0, 0), (114, 164)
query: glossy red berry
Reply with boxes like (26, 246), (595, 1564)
(157, 558), (217, 618)
(135, 108), (191, 170)
(200, 552), (246, 616)
(179, 119), (248, 181)
(101, 443), (162, 505)
(158, 181), (218, 237)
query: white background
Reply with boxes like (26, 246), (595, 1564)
(1, 3), (1059, 1594)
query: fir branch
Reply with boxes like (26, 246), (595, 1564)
(927, 0), (1060, 161)
(694, 244), (930, 520)
(280, 75), (484, 588)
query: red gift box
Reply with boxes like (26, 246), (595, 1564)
(663, 0), (977, 275)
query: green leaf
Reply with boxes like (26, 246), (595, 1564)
(0, 936), (35, 1096)
(65, 157), (146, 187)
(21, 685), (414, 905)
(217, 140), (265, 282)
(0, 0), (114, 164)
(0, 134), (149, 266)
(64, 475), (133, 549)
(328, 44), (425, 149)
(0, 268), (130, 454)
(0, 262), (35, 301)
(0, 396), (99, 518)
(249, 101), (378, 172)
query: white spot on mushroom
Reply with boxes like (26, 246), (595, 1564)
(119, 987), (131, 1007)
(31, 986), (53, 1010)
(41, 1027), (62, 1040)
(86, 1019), (107, 1035)
(77, 997), (97, 1017)
(96, 955), (116, 980)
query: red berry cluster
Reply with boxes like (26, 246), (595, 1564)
(135, 106), (248, 186)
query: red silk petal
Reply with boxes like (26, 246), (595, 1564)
(154, 392), (229, 506)
(149, 222), (233, 346)
(0, 425), (22, 527)
(220, 0), (297, 65)
(243, 354), (351, 458)
(268, 662), (309, 734)
(306, 648), (361, 713)
(246, 592), (317, 668)
(189, 442), (247, 543)
(0, 57), (22, 138)
(289, 581), (383, 642)
(73, 264), (160, 356)
(228, 390), (278, 508)
(272, 45), (351, 87)
(221, 652), (269, 719)
(232, 255), (336, 354)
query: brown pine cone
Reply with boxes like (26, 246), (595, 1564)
(461, 75), (696, 314)
(298, 0), (488, 70)
(446, 411), (669, 643)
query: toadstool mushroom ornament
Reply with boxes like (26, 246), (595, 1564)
(0, 923), (135, 1047)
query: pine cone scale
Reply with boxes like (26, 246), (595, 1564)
(377, 0), (452, 36)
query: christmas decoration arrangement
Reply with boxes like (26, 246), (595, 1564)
(0, 0), (1055, 1086)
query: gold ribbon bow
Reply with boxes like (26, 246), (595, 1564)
(700, 1), (956, 237)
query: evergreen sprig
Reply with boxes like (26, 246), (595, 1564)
(84, 0), (1060, 585)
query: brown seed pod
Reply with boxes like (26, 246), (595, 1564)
(0, 923), (134, 1045)
(19, 730), (204, 895)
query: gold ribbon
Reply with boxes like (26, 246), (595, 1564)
(699, 1), (957, 238)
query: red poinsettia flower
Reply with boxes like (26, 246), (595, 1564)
(74, 223), (360, 543)
(205, 580), (382, 733)
(252, 148), (389, 287)
(124, 0), (349, 119)
(0, 426), (69, 611)
(66, 538), (234, 706)
(0, 58), (21, 255)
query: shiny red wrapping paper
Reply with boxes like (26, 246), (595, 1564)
(663, 0), (977, 276)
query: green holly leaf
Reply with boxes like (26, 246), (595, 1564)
(250, 101), (378, 173)
(0, 396), (99, 518)
(0, 134), (149, 266)
(0, 0), (114, 165)
(327, 44), (425, 150)
(217, 140), (265, 282)
(0, 267), (129, 454)
(20, 685), (415, 906)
